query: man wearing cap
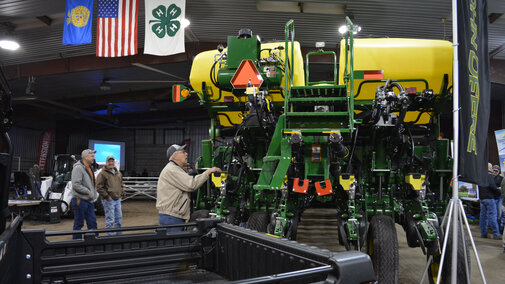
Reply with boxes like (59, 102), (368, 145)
(156, 144), (221, 232)
(71, 149), (99, 239)
(96, 155), (124, 235)
(492, 165), (503, 228)
(479, 163), (502, 239)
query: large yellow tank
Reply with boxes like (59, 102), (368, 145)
(190, 42), (305, 126)
(339, 38), (453, 124)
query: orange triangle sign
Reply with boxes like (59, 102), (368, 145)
(230, 60), (264, 89)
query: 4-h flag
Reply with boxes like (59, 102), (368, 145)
(97, 0), (139, 57)
(144, 0), (186, 56)
(62, 0), (93, 45)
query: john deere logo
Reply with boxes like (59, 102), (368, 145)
(67, 6), (90, 27)
(149, 4), (181, 38)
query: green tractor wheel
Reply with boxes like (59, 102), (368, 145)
(246, 211), (269, 232)
(427, 227), (470, 284)
(367, 215), (399, 284)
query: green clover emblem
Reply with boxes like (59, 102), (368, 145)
(149, 4), (181, 38)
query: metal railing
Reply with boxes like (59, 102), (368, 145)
(122, 177), (158, 200)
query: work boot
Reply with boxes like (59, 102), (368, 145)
(493, 235), (501, 240)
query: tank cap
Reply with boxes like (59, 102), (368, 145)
(238, 28), (253, 38)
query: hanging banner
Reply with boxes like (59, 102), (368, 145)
(144, 0), (186, 56)
(495, 129), (505, 173)
(457, 0), (491, 186)
(96, 0), (139, 57)
(62, 0), (94, 45)
(37, 130), (54, 173)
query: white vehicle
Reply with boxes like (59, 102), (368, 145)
(41, 154), (104, 217)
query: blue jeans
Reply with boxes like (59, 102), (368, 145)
(496, 197), (502, 225)
(72, 198), (97, 239)
(102, 198), (123, 236)
(33, 181), (41, 197)
(480, 198), (500, 237)
(158, 214), (184, 232)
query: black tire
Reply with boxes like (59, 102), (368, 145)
(225, 207), (237, 224)
(427, 226), (470, 284)
(367, 215), (399, 284)
(94, 197), (105, 216)
(190, 209), (210, 222)
(60, 200), (70, 216)
(246, 211), (269, 232)
(286, 211), (300, 240)
(66, 201), (74, 218)
(405, 213), (420, 248)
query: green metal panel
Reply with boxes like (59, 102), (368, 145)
(227, 35), (260, 68)
(201, 140), (213, 168)
(434, 139), (449, 170)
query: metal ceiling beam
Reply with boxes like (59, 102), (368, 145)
(3, 43), (338, 80)
(131, 63), (188, 81)
(2, 42), (219, 80)
(13, 96), (118, 127)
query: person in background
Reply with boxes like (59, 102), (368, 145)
(29, 164), (41, 197)
(479, 163), (501, 239)
(71, 149), (98, 239)
(492, 165), (503, 228)
(96, 155), (124, 236)
(156, 144), (220, 232)
(501, 174), (505, 252)
(142, 168), (148, 177)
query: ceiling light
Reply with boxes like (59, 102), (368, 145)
(0, 39), (20, 51)
(182, 18), (190, 28)
(338, 25), (361, 35)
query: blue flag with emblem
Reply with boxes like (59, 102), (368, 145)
(62, 0), (94, 45)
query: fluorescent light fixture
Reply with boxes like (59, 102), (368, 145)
(0, 39), (20, 51)
(315, 42), (325, 48)
(338, 25), (361, 35)
(303, 3), (344, 15)
(257, 1), (300, 13)
(182, 18), (190, 28)
(257, 1), (344, 14)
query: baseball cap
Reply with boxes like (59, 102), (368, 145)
(492, 165), (500, 171)
(166, 144), (187, 159)
(81, 149), (96, 158)
(106, 155), (115, 161)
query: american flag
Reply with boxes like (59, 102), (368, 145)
(96, 0), (138, 57)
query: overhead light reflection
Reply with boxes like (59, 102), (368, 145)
(0, 40), (20, 51)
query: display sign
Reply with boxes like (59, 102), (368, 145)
(494, 129), (505, 173)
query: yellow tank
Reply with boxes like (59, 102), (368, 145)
(339, 38), (453, 124)
(190, 41), (305, 126)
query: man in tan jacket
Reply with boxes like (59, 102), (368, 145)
(157, 144), (220, 232)
(96, 155), (124, 235)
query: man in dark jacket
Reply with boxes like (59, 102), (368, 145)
(479, 163), (501, 239)
(71, 149), (98, 239)
(96, 155), (124, 235)
(492, 165), (503, 228)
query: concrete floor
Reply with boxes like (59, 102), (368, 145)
(20, 200), (505, 283)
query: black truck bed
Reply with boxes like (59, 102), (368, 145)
(0, 217), (375, 284)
